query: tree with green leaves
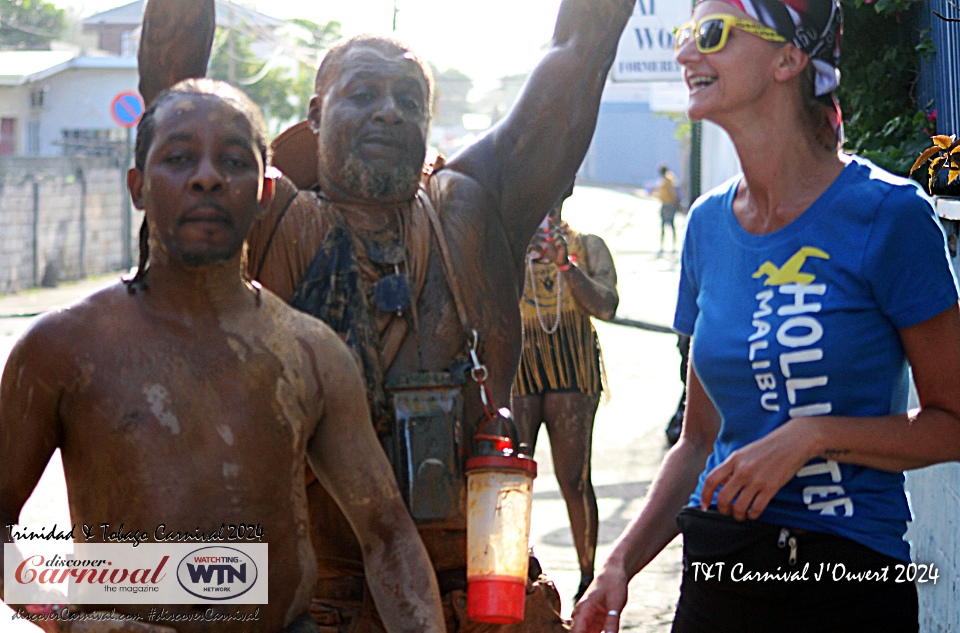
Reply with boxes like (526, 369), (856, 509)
(0, 0), (65, 50)
(207, 16), (341, 134)
(836, 0), (934, 177)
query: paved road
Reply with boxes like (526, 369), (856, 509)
(0, 185), (687, 631)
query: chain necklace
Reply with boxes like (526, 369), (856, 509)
(527, 254), (562, 334)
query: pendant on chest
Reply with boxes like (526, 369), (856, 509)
(364, 232), (411, 314)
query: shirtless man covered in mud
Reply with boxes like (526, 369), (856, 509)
(138, 0), (634, 630)
(0, 79), (443, 633)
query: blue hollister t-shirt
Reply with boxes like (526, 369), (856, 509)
(673, 156), (959, 561)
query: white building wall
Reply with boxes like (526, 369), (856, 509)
(0, 84), (30, 155)
(906, 464), (960, 632)
(699, 120), (740, 194)
(33, 67), (138, 156)
(906, 201), (960, 631)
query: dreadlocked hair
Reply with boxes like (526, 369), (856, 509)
(122, 219), (151, 293)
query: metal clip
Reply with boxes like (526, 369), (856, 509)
(468, 329), (488, 383)
(467, 329), (495, 419)
(777, 528), (798, 565)
(394, 264), (403, 316)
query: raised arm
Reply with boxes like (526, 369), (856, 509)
(304, 333), (444, 633)
(447, 0), (634, 258)
(138, 0), (215, 105)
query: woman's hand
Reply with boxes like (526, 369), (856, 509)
(699, 418), (822, 520)
(528, 221), (570, 267)
(571, 564), (628, 633)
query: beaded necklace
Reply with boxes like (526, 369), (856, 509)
(526, 253), (562, 334)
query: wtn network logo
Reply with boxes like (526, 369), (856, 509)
(176, 547), (259, 600)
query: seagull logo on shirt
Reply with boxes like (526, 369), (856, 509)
(752, 247), (831, 286)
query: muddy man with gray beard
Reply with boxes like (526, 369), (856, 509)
(138, 0), (634, 630)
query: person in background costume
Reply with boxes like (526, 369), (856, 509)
(654, 165), (680, 257)
(573, 0), (960, 631)
(513, 185), (619, 605)
(0, 79), (443, 633)
(137, 0), (636, 631)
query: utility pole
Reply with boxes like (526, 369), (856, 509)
(392, 0), (399, 32)
(227, 2), (236, 84)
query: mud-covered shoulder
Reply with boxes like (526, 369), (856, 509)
(429, 168), (497, 221)
(256, 287), (340, 346)
(2, 282), (134, 404)
(254, 289), (368, 441)
(12, 282), (132, 358)
(255, 288), (361, 381)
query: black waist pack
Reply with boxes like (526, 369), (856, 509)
(676, 506), (783, 560)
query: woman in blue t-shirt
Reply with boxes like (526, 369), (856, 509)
(572, 0), (960, 631)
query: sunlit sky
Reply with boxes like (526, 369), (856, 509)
(61, 0), (565, 87)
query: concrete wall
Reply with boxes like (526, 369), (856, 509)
(0, 83), (29, 155)
(906, 208), (960, 632)
(905, 463), (960, 632)
(0, 156), (140, 294)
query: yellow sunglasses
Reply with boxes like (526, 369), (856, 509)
(674, 14), (786, 53)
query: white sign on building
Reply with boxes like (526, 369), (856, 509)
(612, 0), (691, 83)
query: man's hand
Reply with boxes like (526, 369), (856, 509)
(138, 0), (215, 105)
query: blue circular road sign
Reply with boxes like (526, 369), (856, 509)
(111, 91), (144, 128)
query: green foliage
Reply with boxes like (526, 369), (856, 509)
(208, 18), (341, 134)
(288, 18), (341, 50)
(0, 0), (64, 50)
(837, 0), (932, 177)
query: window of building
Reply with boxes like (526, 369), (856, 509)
(30, 87), (48, 108)
(26, 121), (40, 156)
(59, 128), (126, 156)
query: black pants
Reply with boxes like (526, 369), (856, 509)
(671, 508), (918, 633)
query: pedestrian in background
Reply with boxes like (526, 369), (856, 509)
(654, 165), (680, 257)
(574, 0), (960, 630)
(514, 185), (619, 604)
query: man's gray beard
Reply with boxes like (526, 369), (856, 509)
(341, 152), (421, 200)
